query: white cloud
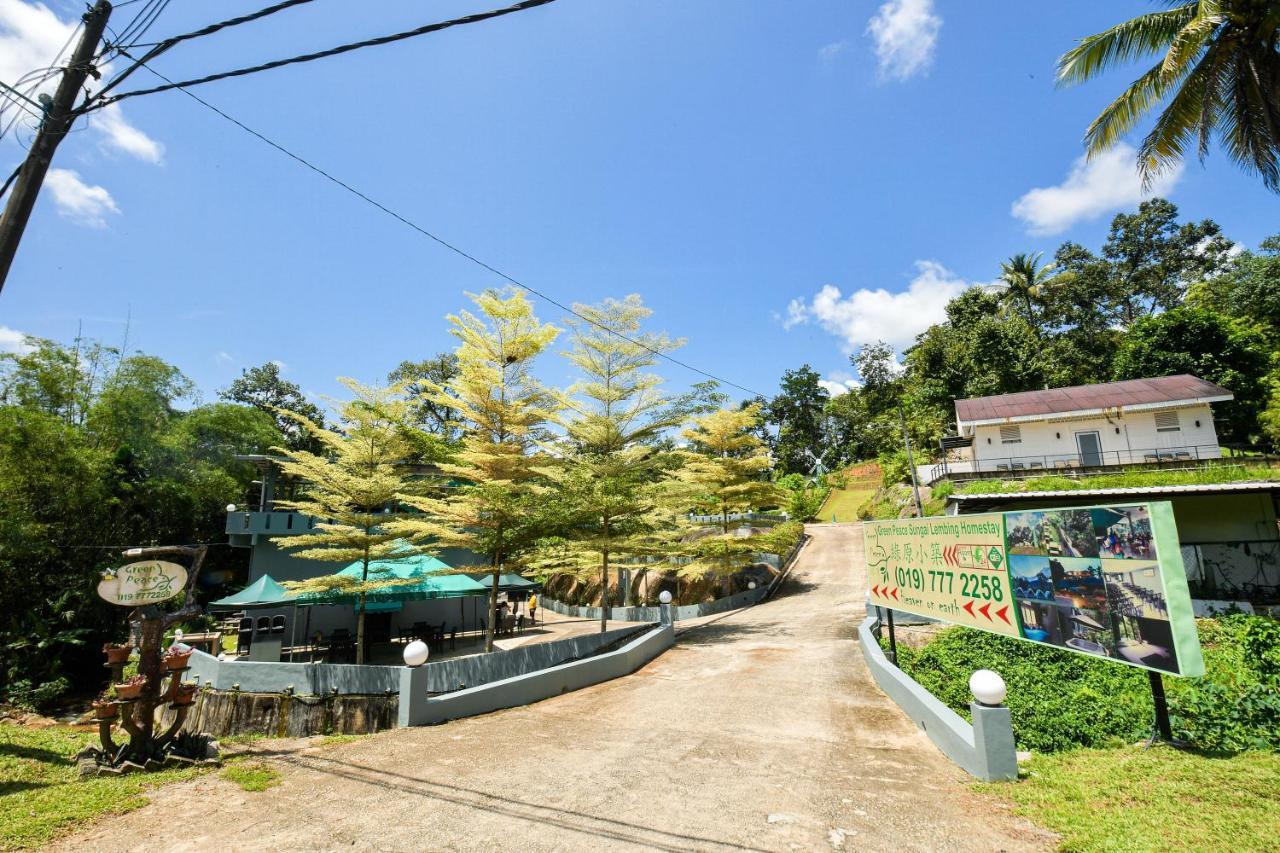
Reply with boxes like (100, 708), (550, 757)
(866, 0), (941, 81)
(0, 325), (33, 354)
(271, 360), (290, 373)
(784, 260), (972, 353)
(0, 1), (162, 160)
(818, 40), (850, 64)
(818, 370), (861, 397)
(45, 168), (119, 227)
(215, 350), (235, 365)
(93, 104), (164, 164)
(1011, 143), (1184, 236)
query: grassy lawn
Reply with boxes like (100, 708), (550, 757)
(221, 760), (281, 791)
(817, 486), (876, 522)
(957, 463), (1278, 496)
(0, 723), (209, 850)
(982, 745), (1280, 852)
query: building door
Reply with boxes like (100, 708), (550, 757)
(1076, 431), (1102, 467)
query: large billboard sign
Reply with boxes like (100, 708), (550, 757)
(864, 502), (1204, 677)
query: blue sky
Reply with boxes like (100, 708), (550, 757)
(1, 0), (1276, 409)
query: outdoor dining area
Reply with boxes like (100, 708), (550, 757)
(207, 556), (541, 666)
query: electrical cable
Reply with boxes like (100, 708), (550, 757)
(89, 0), (558, 110)
(95, 0), (321, 101)
(120, 53), (767, 399)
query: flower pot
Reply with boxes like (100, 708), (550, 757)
(172, 684), (198, 707)
(92, 702), (118, 721)
(103, 645), (132, 664)
(115, 681), (145, 701)
(164, 649), (193, 670)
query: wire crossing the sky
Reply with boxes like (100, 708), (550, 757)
(88, 0), (559, 111)
(118, 53), (766, 399)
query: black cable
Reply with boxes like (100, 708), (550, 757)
(96, 0), (321, 101)
(120, 54), (766, 399)
(89, 0), (558, 110)
(0, 164), (21, 202)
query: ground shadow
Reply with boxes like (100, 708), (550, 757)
(0, 741), (74, 765)
(279, 751), (774, 852)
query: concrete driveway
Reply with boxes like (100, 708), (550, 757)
(59, 524), (1052, 852)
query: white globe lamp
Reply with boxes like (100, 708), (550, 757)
(226, 503), (237, 513)
(658, 590), (672, 605)
(403, 639), (430, 667)
(748, 581), (757, 590)
(969, 669), (1007, 706)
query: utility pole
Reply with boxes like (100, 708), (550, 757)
(899, 403), (924, 517)
(0, 0), (112, 296)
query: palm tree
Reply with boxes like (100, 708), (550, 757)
(1058, 2), (1280, 193)
(997, 252), (1054, 337)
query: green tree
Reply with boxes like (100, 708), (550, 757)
(1188, 234), (1280, 342)
(395, 289), (559, 652)
(1113, 307), (1274, 443)
(1058, 1), (1280, 192)
(764, 365), (830, 475)
(673, 405), (781, 595)
(272, 380), (424, 664)
(996, 252), (1054, 337)
(87, 354), (194, 453)
(220, 362), (324, 450)
(387, 353), (461, 442)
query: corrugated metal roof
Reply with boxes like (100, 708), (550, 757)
(955, 375), (1233, 424)
(950, 481), (1280, 502)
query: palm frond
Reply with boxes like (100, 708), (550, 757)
(1084, 62), (1170, 155)
(1057, 3), (1198, 87)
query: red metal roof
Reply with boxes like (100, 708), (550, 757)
(955, 375), (1233, 424)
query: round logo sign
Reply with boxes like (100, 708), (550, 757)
(97, 560), (188, 606)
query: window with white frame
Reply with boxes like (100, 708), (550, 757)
(1154, 411), (1181, 433)
(999, 425), (1022, 444)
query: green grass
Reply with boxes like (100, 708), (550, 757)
(0, 723), (207, 850)
(317, 733), (367, 748)
(956, 464), (1278, 496)
(982, 745), (1280, 852)
(818, 486), (876, 522)
(220, 760), (281, 792)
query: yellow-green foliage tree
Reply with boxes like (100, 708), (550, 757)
(674, 404), (782, 596)
(537, 296), (685, 632)
(272, 379), (426, 664)
(395, 289), (559, 653)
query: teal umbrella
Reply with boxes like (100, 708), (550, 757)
(208, 574), (296, 609)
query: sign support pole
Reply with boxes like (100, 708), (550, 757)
(1148, 671), (1173, 742)
(885, 606), (898, 664)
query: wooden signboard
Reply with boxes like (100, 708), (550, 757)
(97, 560), (188, 606)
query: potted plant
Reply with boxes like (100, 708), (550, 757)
(171, 682), (198, 707)
(91, 698), (118, 721)
(163, 645), (194, 670)
(113, 674), (147, 701)
(103, 642), (132, 664)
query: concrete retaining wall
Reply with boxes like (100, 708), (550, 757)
(539, 539), (804, 622)
(400, 624), (675, 727)
(858, 613), (1017, 782)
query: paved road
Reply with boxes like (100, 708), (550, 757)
(61, 524), (1051, 852)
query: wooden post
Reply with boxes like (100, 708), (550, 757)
(0, 1), (112, 293)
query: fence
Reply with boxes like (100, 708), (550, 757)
(858, 611), (1017, 782)
(927, 444), (1278, 484)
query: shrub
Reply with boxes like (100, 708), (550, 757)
(786, 486), (828, 522)
(892, 614), (1280, 754)
(878, 450), (909, 487)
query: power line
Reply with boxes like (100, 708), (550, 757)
(96, 0), (321, 101)
(88, 0), (558, 111)
(120, 53), (767, 399)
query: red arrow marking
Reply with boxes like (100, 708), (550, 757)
(978, 602), (992, 621)
(963, 600), (975, 617)
(996, 605), (1010, 624)
(872, 585), (881, 597)
(890, 587), (899, 601)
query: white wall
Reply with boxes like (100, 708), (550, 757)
(969, 404), (1221, 469)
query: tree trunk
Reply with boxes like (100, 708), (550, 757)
(720, 508), (732, 598)
(485, 566), (498, 654)
(356, 592), (366, 665)
(600, 548), (609, 634)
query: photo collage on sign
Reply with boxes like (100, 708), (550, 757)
(1005, 505), (1177, 673)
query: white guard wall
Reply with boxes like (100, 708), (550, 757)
(969, 405), (1221, 469)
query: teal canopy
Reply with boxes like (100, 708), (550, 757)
(208, 574), (296, 609)
(465, 572), (541, 592)
(304, 554), (488, 605)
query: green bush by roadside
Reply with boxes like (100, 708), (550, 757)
(891, 613), (1280, 754)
